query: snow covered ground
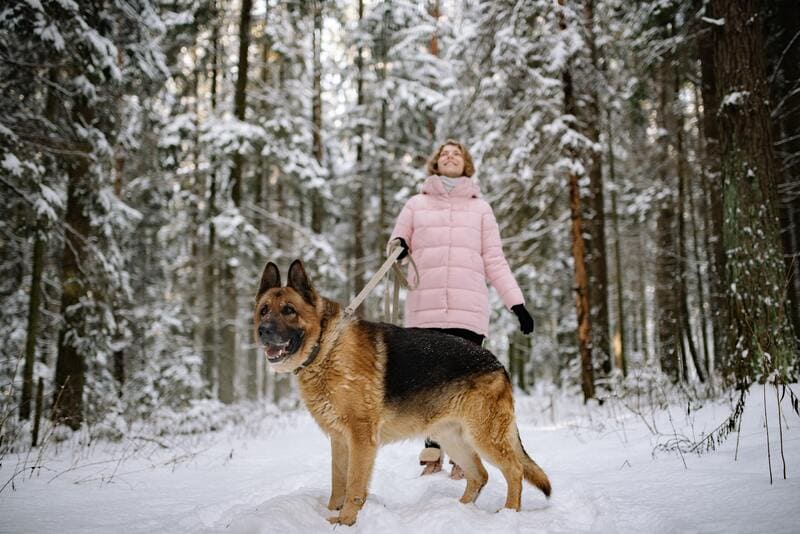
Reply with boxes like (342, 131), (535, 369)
(1, 385), (799, 533)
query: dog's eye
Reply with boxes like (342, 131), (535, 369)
(281, 305), (295, 316)
(260, 306), (268, 317)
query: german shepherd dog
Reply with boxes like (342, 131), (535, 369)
(253, 260), (551, 526)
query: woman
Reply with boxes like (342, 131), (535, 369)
(389, 139), (534, 478)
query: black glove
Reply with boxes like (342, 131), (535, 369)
(392, 237), (409, 260)
(511, 304), (534, 335)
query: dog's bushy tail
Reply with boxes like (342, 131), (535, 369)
(514, 426), (551, 497)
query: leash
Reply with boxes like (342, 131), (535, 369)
(344, 241), (419, 322)
(295, 243), (416, 375)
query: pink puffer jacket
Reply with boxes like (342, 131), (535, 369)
(390, 175), (524, 336)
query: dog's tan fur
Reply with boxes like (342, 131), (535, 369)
(254, 260), (551, 525)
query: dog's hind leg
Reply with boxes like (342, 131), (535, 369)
(435, 424), (488, 504)
(327, 433), (348, 511)
(470, 423), (524, 510)
(462, 374), (524, 511)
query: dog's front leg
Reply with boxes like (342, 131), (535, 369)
(328, 421), (378, 526)
(327, 433), (348, 511)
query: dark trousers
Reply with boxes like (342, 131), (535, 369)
(427, 327), (485, 347)
(424, 327), (484, 451)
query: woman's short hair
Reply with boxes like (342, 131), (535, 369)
(426, 139), (475, 177)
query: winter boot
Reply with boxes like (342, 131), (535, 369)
(419, 446), (442, 476)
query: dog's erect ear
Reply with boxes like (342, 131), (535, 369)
(257, 262), (281, 300)
(287, 259), (317, 305)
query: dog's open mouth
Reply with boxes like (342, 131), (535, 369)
(264, 336), (302, 364)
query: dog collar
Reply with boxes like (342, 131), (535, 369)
(293, 318), (328, 375)
(293, 342), (322, 374)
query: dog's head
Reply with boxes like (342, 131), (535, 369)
(253, 259), (322, 373)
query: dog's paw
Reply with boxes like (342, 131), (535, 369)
(327, 512), (357, 526)
(327, 495), (344, 511)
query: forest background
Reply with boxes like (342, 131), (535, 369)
(1, 0), (799, 449)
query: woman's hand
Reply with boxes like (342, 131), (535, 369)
(511, 304), (534, 335)
(390, 237), (409, 260)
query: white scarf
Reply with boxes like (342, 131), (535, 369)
(440, 176), (461, 192)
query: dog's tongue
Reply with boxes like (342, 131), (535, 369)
(266, 346), (283, 358)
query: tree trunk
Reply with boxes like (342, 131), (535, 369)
(231, 0), (252, 207)
(427, 0), (440, 139)
(378, 2), (390, 257)
(255, 23), (273, 233)
(311, 0), (324, 234)
(689, 86), (713, 383)
(559, 0), (594, 402)
(52, 145), (92, 429)
(655, 66), (681, 382)
(698, 4), (730, 375)
(570, 167), (595, 401)
(607, 108), (627, 377)
(202, 1), (220, 393)
(508, 330), (530, 391)
(202, 174), (218, 396)
(20, 228), (44, 420)
(23, 71), (58, 420)
(687, 85), (714, 385)
(710, 0), (796, 384)
(637, 227), (649, 362)
(31, 377), (44, 446)
(113, 65), (127, 394)
(352, 0), (366, 316)
(220, 0), (253, 404)
(673, 65), (706, 383)
(582, 0), (611, 377)
(655, 200), (680, 381)
(219, 269), (237, 405)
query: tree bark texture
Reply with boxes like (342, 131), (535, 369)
(352, 0), (366, 316)
(508, 330), (531, 391)
(607, 108), (627, 376)
(377, 2), (391, 258)
(427, 0), (440, 138)
(570, 168), (596, 401)
(582, 0), (612, 377)
(311, 0), (324, 234)
(231, 0), (252, 207)
(202, 8), (220, 392)
(31, 377), (44, 447)
(655, 65), (681, 382)
(52, 150), (92, 429)
(220, 0), (253, 404)
(20, 229), (44, 420)
(673, 66), (705, 383)
(559, 0), (594, 401)
(698, 7), (730, 374)
(710, 0), (796, 384)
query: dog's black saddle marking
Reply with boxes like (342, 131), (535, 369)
(374, 323), (504, 403)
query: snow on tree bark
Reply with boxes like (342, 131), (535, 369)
(710, 0), (795, 385)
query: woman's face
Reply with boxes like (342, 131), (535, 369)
(437, 144), (465, 177)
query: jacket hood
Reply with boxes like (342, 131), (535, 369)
(420, 175), (481, 198)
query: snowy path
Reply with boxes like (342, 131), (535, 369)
(2, 390), (799, 533)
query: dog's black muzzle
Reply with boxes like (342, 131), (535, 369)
(259, 321), (304, 363)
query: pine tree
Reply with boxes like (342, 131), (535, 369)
(709, 0), (796, 385)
